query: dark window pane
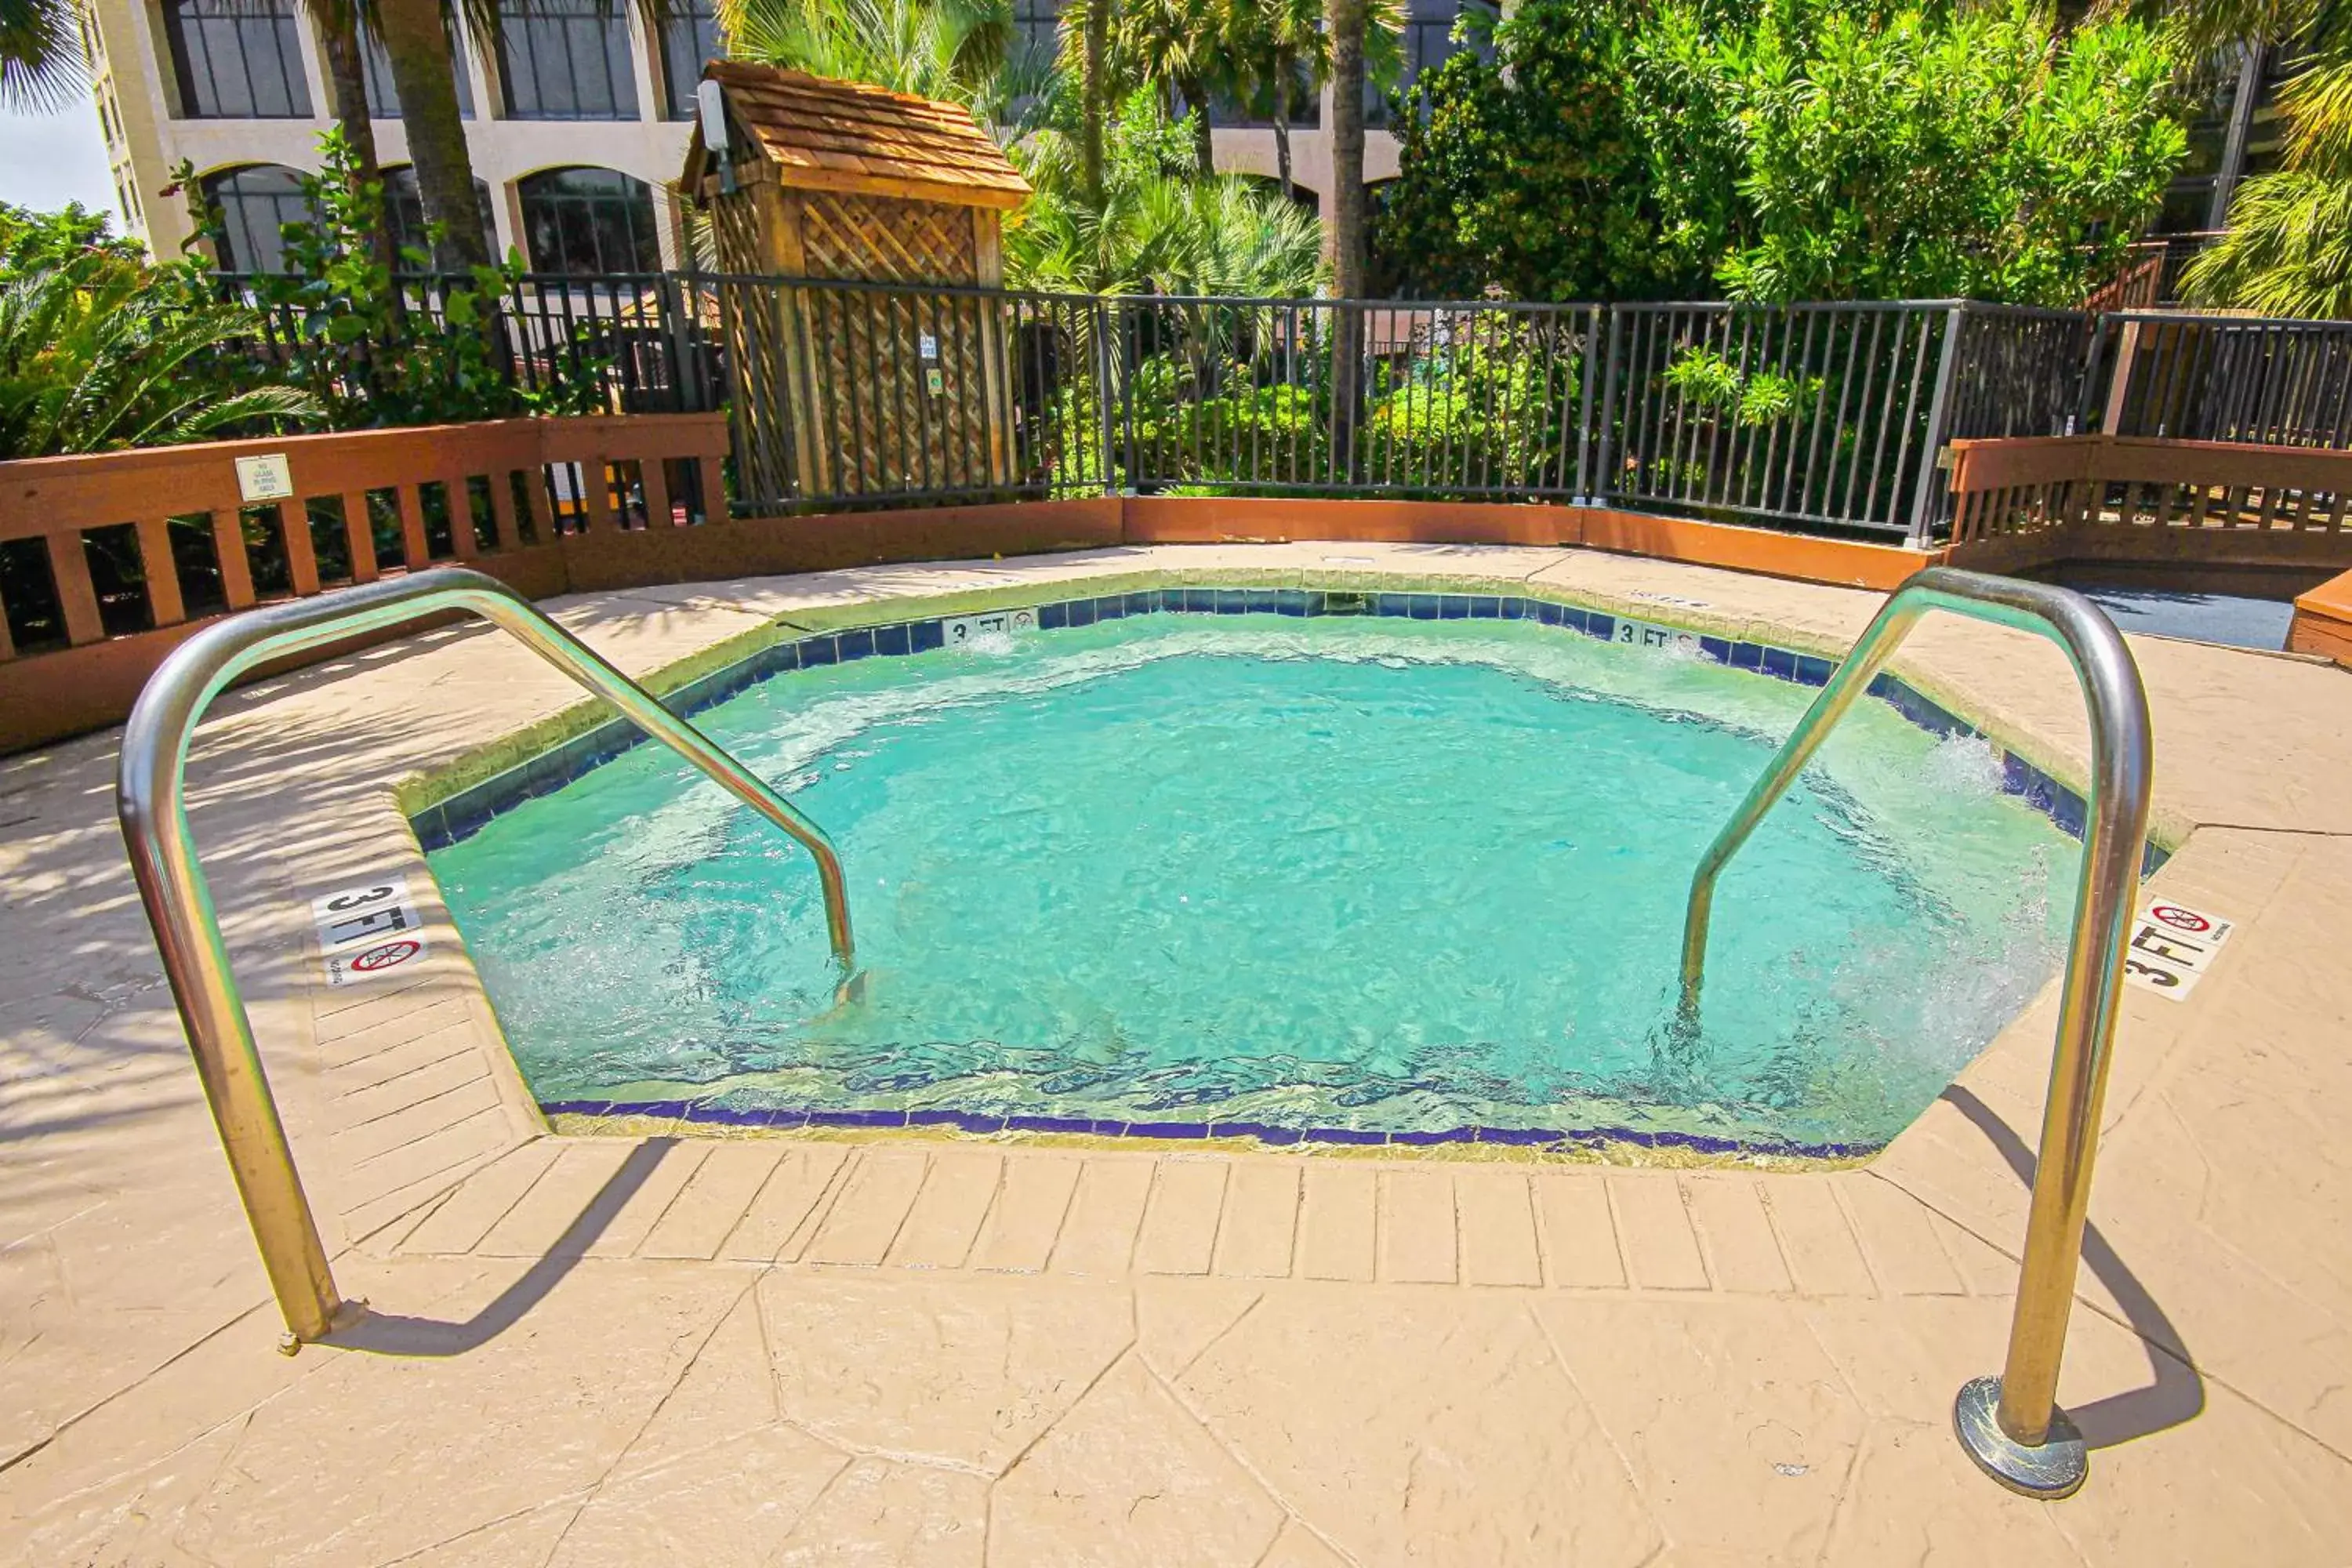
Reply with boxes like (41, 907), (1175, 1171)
(499, 0), (638, 121)
(659, 0), (724, 118)
(205, 164), (318, 274)
(361, 23), (476, 118)
(165, 0), (313, 119)
(1374, 0), (1495, 126)
(383, 167), (499, 264)
(518, 166), (661, 274)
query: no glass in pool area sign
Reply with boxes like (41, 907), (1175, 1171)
(2123, 898), (2234, 1000)
(312, 876), (431, 987)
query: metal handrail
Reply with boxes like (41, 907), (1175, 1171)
(116, 566), (855, 1348)
(1676, 566), (2153, 1501)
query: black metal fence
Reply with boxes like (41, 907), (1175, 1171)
(2092, 310), (2352, 447)
(223, 271), (728, 416)
(215, 269), (2352, 542)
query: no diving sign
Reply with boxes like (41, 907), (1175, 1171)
(2123, 898), (2234, 1000)
(313, 876), (430, 986)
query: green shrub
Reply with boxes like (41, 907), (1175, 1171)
(0, 202), (315, 461)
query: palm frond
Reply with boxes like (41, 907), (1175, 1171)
(2187, 165), (2352, 316)
(0, 0), (87, 111)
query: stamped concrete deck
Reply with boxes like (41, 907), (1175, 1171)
(5, 542), (2351, 1566)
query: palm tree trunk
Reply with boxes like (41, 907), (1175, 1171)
(376, 0), (488, 270)
(1325, 0), (1365, 482)
(310, 0), (391, 270)
(1273, 111), (1292, 201)
(1187, 82), (1214, 176)
(1080, 0), (1109, 208)
(1324, 0), (1365, 296)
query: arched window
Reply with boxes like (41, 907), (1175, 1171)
(517, 168), (662, 275)
(383, 169), (499, 265)
(203, 164), (316, 274)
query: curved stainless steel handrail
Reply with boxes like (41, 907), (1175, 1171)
(116, 566), (855, 1347)
(1676, 565), (2153, 1500)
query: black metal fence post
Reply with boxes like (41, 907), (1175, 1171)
(1906, 304), (1968, 546)
(1573, 303), (1599, 503)
(1092, 297), (1117, 496)
(1592, 306), (1623, 507)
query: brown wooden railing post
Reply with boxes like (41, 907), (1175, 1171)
(53, 532), (107, 646)
(642, 459), (674, 528)
(136, 518), (186, 626)
(445, 474), (481, 558)
(488, 466), (521, 546)
(394, 485), (430, 568)
(282, 504), (321, 597)
(211, 514), (256, 610)
(342, 492), (379, 583)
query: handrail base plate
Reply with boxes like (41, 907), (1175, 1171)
(1954, 1376), (2087, 1499)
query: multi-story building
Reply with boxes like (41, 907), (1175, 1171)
(78, 0), (1490, 275)
(84, 0), (727, 270)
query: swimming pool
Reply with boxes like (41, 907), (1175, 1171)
(423, 590), (2081, 1156)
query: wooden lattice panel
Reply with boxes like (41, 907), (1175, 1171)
(800, 193), (978, 285)
(717, 279), (800, 510)
(787, 192), (996, 497)
(711, 191), (765, 278)
(800, 286), (1002, 497)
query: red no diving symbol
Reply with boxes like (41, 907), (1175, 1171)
(2149, 904), (2212, 935)
(351, 939), (422, 972)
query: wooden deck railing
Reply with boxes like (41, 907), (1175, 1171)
(0, 413), (730, 659)
(0, 415), (729, 750)
(1944, 434), (2352, 574)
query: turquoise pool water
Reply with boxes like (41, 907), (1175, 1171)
(427, 610), (2075, 1152)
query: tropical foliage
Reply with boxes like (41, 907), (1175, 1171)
(0, 0), (81, 109)
(720, 0), (1033, 125)
(2180, 2), (2352, 317)
(1040, 300), (1580, 495)
(199, 132), (605, 428)
(1377, 0), (2185, 306)
(1005, 88), (1324, 294)
(0, 204), (315, 461)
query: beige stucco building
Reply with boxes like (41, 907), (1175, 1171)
(75, 0), (1478, 276)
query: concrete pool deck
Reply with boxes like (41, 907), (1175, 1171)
(3, 541), (2350, 1565)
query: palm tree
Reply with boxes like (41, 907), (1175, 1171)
(1227, 0), (1326, 200)
(1070, 0), (1111, 205)
(1323, 0), (1367, 296)
(0, 255), (318, 459)
(1005, 88), (1323, 292)
(376, 0), (489, 268)
(0, 0), (81, 110)
(1117, 0), (1229, 176)
(2168, 0), (2352, 314)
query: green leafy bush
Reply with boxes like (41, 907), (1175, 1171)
(1377, 0), (2186, 306)
(198, 131), (610, 428)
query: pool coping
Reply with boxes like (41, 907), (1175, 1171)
(384, 571), (2166, 1167)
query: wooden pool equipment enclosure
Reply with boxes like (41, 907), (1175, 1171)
(681, 64), (1032, 506)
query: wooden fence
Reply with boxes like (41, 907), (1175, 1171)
(0, 415), (731, 750)
(1942, 434), (2352, 577)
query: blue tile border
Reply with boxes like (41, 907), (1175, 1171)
(538, 1097), (1883, 1161)
(412, 583), (2168, 872)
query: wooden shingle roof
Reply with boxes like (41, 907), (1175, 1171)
(692, 62), (1030, 211)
